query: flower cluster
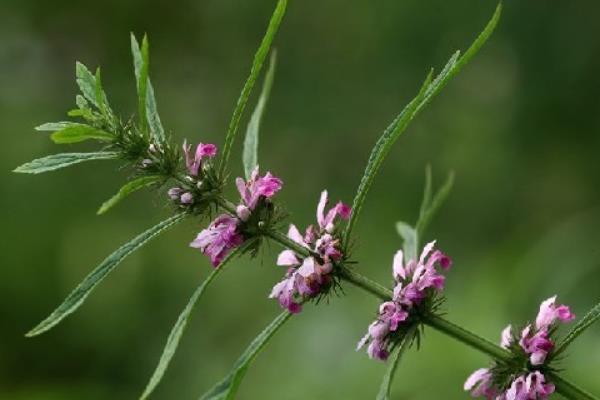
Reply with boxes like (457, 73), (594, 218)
(190, 166), (282, 267)
(465, 296), (575, 399)
(269, 191), (351, 313)
(168, 140), (217, 206)
(357, 241), (452, 361)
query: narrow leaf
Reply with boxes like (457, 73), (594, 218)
(415, 171), (455, 239)
(76, 62), (99, 107)
(97, 175), (163, 215)
(243, 50), (277, 180)
(396, 221), (418, 263)
(344, 71), (433, 244)
(218, 0), (288, 178)
(26, 213), (186, 337)
(131, 33), (164, 141)
(35, 122), (79, 132)
(199, 311), (292, 400)
(376, 327), (416, 400)
(418, 165), (433, 224)
(343, 2), (502, 244)
(555, 302), (600, 356)
(50, 125), (114, 144)
(14, 152), (119, 174)
(94, 67), (113, 118)
(140, 244), (248, 400)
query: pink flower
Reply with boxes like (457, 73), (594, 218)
(535, 295), (575, 330)
(464, 368), (498, 399)
(316, 190), (351, 233)
(183, 140), (217, 176)
(270, 191), (350, 313)
(190, 215), (243, 267)
(358, 242), (451, 361)
(235, 166), (283, 214)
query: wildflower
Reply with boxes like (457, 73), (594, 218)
(190, 166), (283, 267)
(464, 296), (574, 399)
(182, 139), (217, 177)
(269, 191), (350, 313)
(357, 242), (451, 361)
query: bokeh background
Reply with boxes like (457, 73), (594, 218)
(1, 0), (599, 399)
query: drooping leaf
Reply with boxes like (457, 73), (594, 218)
(13, 152), (119, 174)
(199, 311), (292, 400)
(76, 62), (99, 108)
(376, 327), (416, 400)
(35, 122), (80, 132)
(50, 124), (114, 144)
(97, 175), (163, 215)
(554, 301), (600, 356)
(243, 50), (277, 180)
(140, 243), (249, 400)
(131, 33), (165, 142)
(396, 221), (418, 263)
(218, 0), (288, 178)
(343, 2), (502, 244)
(415, 170), (455, 239)
(25, 213), (186, 337)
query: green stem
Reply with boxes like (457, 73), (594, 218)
(550, 373), (597, 400)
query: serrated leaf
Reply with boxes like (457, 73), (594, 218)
(218, 0), (288, 178)
(343, 2), (501, 244)
(35, 122), (80, 132)
(199, 311), (292, 400)
(243, 50), (277, 180)
(140, 244), (248, 400)
(554, 302), (600, 356)
(26, 213), (186, 337)
(376, 327), (416, 400)
(415, 170), (454, 240)
(97, 175), (163, 215)
(94, 67), (113, 120)
(396, 221), (418, 263)
(76, 62), (99, 108)
(131, 33), (164, 142)
(50, 125), (114, 144)
(13, 152), (119, 174)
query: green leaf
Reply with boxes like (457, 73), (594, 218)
(418, 165), (434, 224)
(76, 62), (99, 108)
(50, 125), (114, 144)
(13, 152), (119, 174)
(376, 327), (416, 400)
(344, 71), (433, 244)
(94, 67), (113, 119)
(35, 122), (79, 132)
(554, 301), (600, 356)
(218, 0), (288, 178)
(97, 175), (163, 215)
(415, 170), (455, 240)
(343, 2), (501, 244)
(199, 311), (292, 400)
(131, 33), (164, 142)
(140, 245), (246, 400)
(396, 221), (418, 263)
(243, 50), (277, 180)
(26, 213), (186, 337)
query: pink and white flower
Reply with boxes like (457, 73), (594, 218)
(235, 166), (283, 221)
(190, 215), (243, 267)
(357, 242), (451, 361)
(183, 140), (217, 176)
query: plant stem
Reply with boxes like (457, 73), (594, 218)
(221, 197), (597, 400)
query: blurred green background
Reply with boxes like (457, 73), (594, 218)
(1, 0), (599, 398)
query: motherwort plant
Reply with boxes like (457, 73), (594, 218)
(14, 1), (600, 399)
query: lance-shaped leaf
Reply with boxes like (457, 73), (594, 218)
(218, 0), (288, 178)
(199, 311), (292, 400)
(131, 33), (165, 142)
(376, 326), (416, 400)
(396, 221), (418, 263)
(554, 301), (600, 356)
(50, 124), (114, 144)
(26, 213), (186, 337)
(243, 50), (277, 180)
(415, 169), (454, 240)
(97, 175), (163, 215)
(13, 152), (119, 174)
(343, 2), (502, 244)
(76, 62), (100, 108)
(35, 122), (80, 132)
(140, 243), (250, 400)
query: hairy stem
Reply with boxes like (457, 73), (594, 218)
(550, 374), (597, 400)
